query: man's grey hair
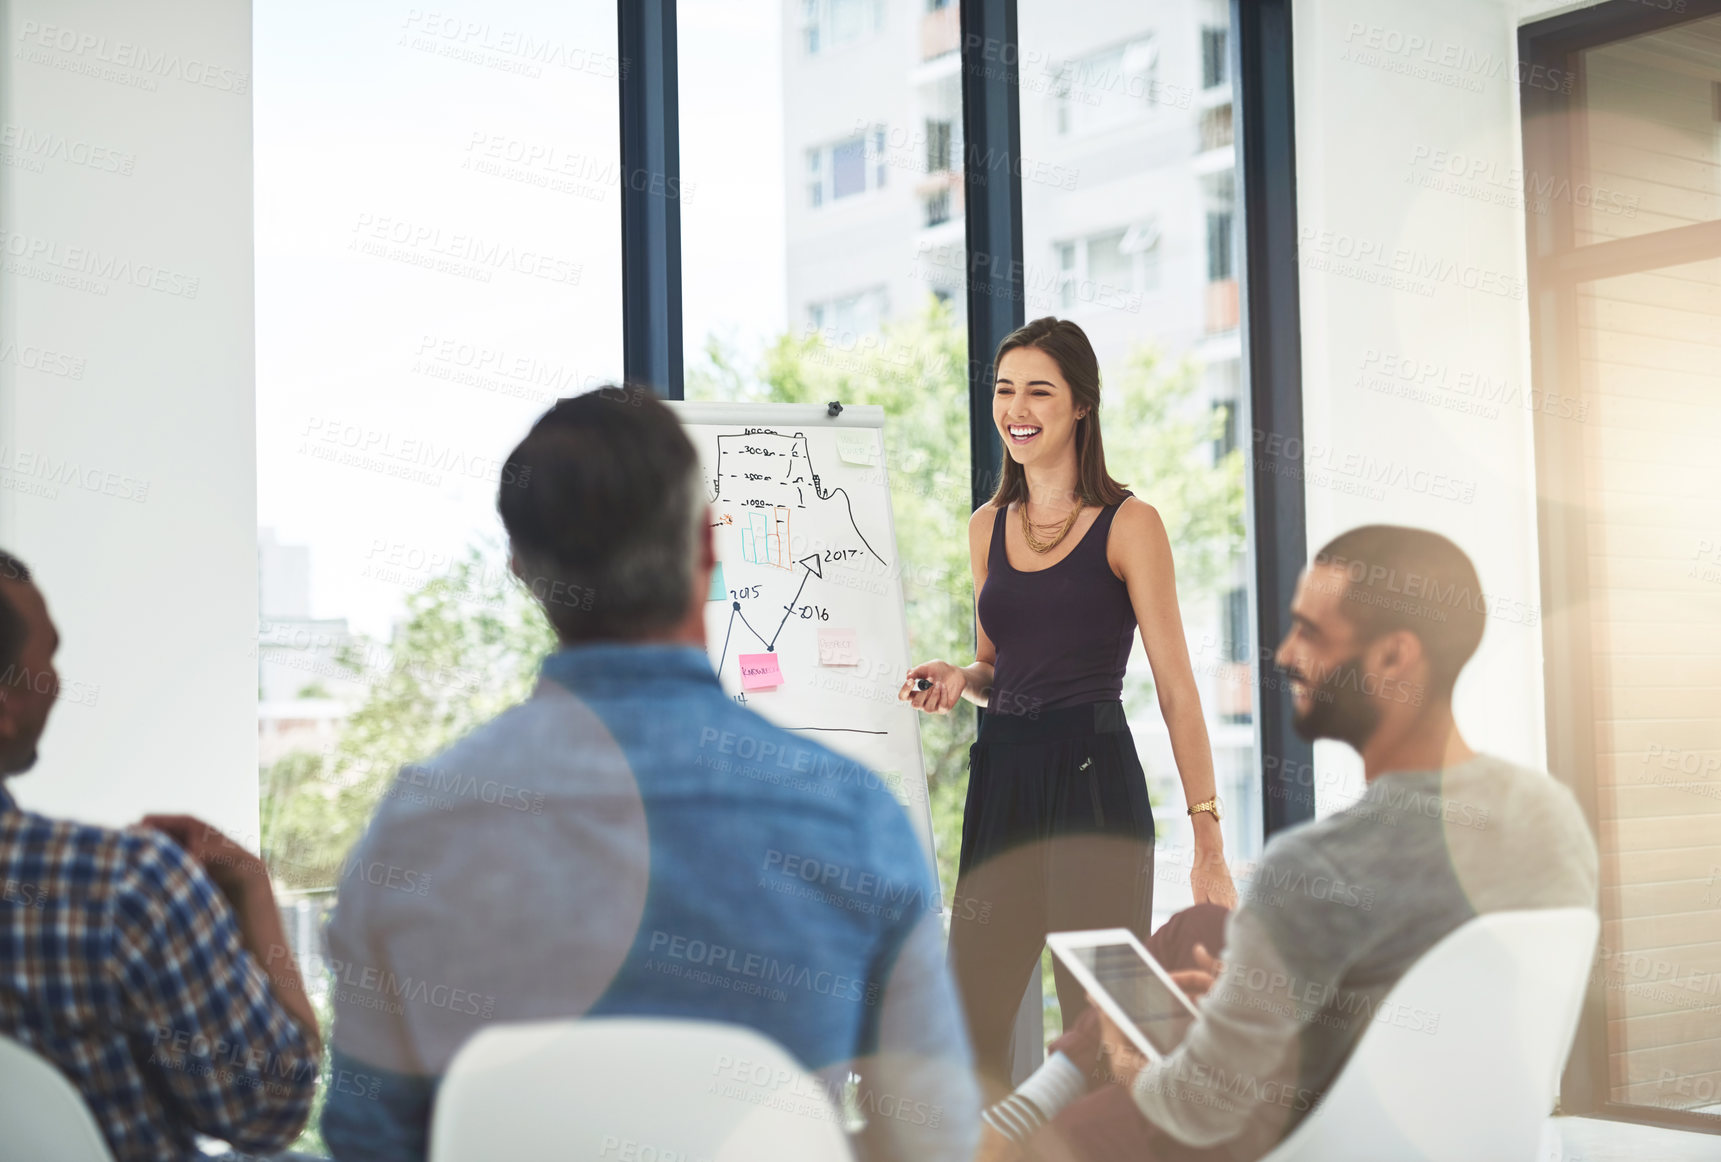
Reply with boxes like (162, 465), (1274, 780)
(498, 387), (709, 642)
(511, 461), (706, 634)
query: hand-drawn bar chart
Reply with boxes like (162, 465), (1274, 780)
(739, 507), (792, 569)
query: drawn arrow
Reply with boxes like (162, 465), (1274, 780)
(767, 554), (824, 651)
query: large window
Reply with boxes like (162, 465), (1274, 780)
(1524, 8), (1721, 1130)
(237, 0), (1294, 1116)
(252, 9), (622, 1147)
(678, 0), (972, 906)
(255, 0), (622, 643)
(1022, 0), (1253, 929)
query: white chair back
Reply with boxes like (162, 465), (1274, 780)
(1260, 907), (1599, 1162)
(429, 1018), (854, 1162)
(0, 1032), (115, 1162)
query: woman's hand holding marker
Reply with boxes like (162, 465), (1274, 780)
(901, 660), (966, 714)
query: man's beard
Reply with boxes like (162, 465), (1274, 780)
(1, 745), (38, 776)
(1288, 652), (1381, 749)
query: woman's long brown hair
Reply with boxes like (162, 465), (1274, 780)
(985, 316), (1129, 511)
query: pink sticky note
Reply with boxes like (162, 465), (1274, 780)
(818, 627), (858, 666)
(738, 652), (784, 690)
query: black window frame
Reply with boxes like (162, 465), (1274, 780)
(616, 0), (1311, 833)
(1520, 0), (1721, 1136)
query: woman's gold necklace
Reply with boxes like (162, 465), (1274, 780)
(1020, 498), (1084, 553)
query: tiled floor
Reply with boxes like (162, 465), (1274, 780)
(1543, 1116), (1721, 1161)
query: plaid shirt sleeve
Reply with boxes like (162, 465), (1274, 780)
(106, 831), (319, 1152)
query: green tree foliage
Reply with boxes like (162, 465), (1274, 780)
(1099, 346), (1247, 715)
(1100, 345), (1245, 605)
(260, 549), (555, 891)
(261, 553), (555, 1154)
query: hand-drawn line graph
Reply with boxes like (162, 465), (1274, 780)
(708, 431), (887, 566)
(715, 552), (824, 674)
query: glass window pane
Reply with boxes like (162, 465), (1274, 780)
(1570, 257), (1721, 1112)
(252, 0), (622, 1062)
(1086, 228), (1133, 289)
(831, 0), (870, 46)
(927, 119), (953, 172)
(831, 136), (868, 199)
(680, 0), (970, 910)
(831, 287), (887, 337)
(1056, 39), (1161, 137)
(1570, 14), (1721, 244)
(1206, 211), (1233, 281)
(1141, 242), (1162, 291)
(1020, 0), (1254, 938)
(1200, 25), (1228, 90)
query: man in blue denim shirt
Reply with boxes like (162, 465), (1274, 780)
(321, 387), (979, 1161)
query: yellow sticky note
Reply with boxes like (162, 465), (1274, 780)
(836, 430), (879, 466)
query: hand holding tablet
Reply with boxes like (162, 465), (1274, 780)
(1167, 942), (1223, 1001)
(1047, 928), (1204, 1063)
(1090, 996), (1152, 1086)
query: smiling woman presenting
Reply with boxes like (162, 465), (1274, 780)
(900, 316), (1237, 1093)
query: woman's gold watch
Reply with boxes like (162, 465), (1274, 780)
(1187, 797), (1223, 822)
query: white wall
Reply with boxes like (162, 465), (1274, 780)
(1290, 0), (1602, 804)
(0, 0), (259, 837)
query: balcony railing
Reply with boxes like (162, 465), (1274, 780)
(925, 189), (951, 227)
(1200, 103), (1234, 152)
(918, 171), (965, 229)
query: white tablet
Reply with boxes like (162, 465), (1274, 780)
(1046, 928), (1201, 1061)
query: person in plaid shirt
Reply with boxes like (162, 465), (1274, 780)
(0, 551), (322, 1160)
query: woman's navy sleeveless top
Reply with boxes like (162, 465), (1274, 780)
(976, 493), (1137, 716)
